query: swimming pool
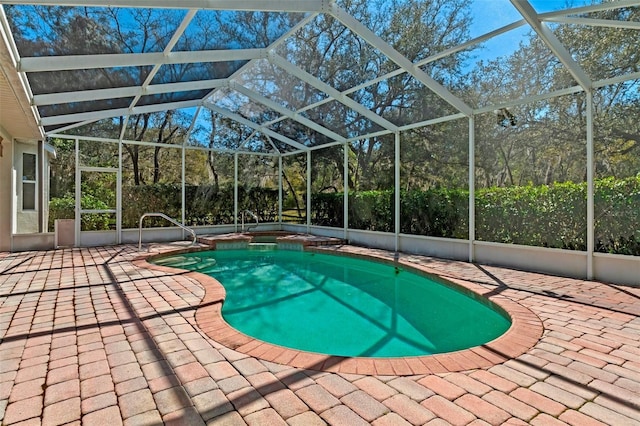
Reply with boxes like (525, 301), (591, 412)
(154, 248), (511, 358)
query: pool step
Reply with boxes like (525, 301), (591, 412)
(248, 242), (278, 251)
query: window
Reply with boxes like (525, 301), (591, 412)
(22, 153), (36, 210)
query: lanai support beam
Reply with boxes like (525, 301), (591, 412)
(41, 99), (202, 127)
(19, 49), (265, 73)
(278, 155), (283, 228)
(543, 16), (640, 30)
(32, 79), (228, 107)
(234, 153), (238, 232)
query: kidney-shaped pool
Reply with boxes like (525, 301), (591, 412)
(153, 249), (511, 358)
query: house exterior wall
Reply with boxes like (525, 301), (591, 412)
(0, 130), (13, 251)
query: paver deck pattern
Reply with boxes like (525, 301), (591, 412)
(1, 243), (639, 425)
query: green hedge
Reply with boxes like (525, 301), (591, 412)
(313, 189), (467, 237)
(49, 195), (113, 231)
(121, 184), (279, 228)
(475, 181), (587, 250)
(401, 188), (468, 238)
(594, 177), (640, 255)
(49, 177), (640, 255)
(311, 176), (640, 255)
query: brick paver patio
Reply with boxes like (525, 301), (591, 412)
(1, 243), (639, 425)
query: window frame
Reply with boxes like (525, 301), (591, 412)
(22, 152), (37, 211)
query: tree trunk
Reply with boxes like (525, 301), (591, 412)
(282, 169), (302, 219)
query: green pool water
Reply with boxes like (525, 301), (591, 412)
(154, 249), (510, 357)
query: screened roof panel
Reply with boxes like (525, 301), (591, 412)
(187, 108), (212, 148)
(270, 137), (301, 153)
(6, 5), (183, 55)
(351, 0), (476, 64)
(207, 86), (241, 111)
(44, 123), (80, 134)
(136, 90), (210, 107)
(467, 0), (526, 38)
(39, 97), (134, 118)
(268, 117), (334, 147)
(208, 87), (283, 125)
(176, 10), (307, 51)
(232, 58), (329, 111)
(122, 110), (194, 143)
(241, 132), (275, 154)
(550, 11), (640, 82)
(231, 59), (277, 95)
(275, 13), (397, 92)
(150, 61), (246, 85)
(425, 25), (580, 109)
(353, 82), (459, 127)
(51, 117), (123, 139)
(346, 73), (458, 127)
(529, 0), (592, 13)
(27, 67), (150, 94)
(205, 110), (259, 151)
(300, 100), (386, 139)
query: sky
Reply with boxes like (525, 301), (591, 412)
(469, 0), (593, 36)
(466, 0), (593, 63)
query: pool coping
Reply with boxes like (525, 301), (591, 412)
(135, 244), (543, 375)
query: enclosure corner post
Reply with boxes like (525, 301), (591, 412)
(74, 137), (80, 248)
(394, 131), (401, 253)
(117, 139), (122, 244)
(586, 90), (594, 280)
(343, 142), (349, 241)
(278, 154), (283, 229)
(234, 153), (239, 233)
(181, 142), (186, 240)
(468, 116), (476, 263)
(306, 150), (311, 234)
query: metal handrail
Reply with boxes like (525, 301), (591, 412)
(241, 210), (259, 232)
(138, 212), (197, 251)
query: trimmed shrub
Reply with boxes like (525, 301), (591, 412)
(49, 195), (112, 231)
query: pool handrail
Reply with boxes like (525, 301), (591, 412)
(241, 210), (259, 232)
(138, 212), (197, 251)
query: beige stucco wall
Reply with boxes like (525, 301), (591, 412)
(0, 130), (13, 251)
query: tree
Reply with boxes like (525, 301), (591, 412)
(311, 0), (470, 189)
(467, 6), (639, 188)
